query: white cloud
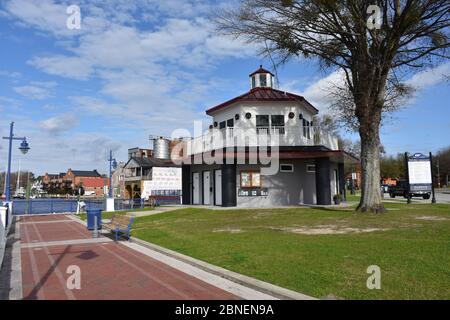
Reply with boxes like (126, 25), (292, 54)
(9, 0), (256, 135)
(281, 70), (344, 114)
(286, 62), (450, 114)
(39, 113), (79, 134)
(0, 70), (22, 78)
(4, 0), (80, 37)
(406, 62), (450, 89)
(29, 56), (92, 80)
(1, 0), (257, 174)
(13, 81), (56, 100)
(0, 96), (22, 109)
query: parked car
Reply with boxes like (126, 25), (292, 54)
(381, 184), (390, 193)
(389, 180), (431, 199)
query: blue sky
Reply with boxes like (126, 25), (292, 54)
(0, 0), (449, 176)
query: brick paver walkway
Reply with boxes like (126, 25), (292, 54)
(16, 214), (238, 300)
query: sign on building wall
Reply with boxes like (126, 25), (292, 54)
(238, 188), (269, 197)
(407, 153), (432, 192)
(141, 167), (182, 199)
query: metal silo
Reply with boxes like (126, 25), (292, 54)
(153, 137), (170, 159)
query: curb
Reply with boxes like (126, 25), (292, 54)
(129, 236), (316, 300)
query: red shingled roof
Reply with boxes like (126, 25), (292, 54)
(206, 87), (319, 115)
(249, 65), (275, 77)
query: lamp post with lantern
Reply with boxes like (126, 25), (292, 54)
(2, 122), (30, 202)
(108, 150), (117, 198)
(106, 150), (117, 212)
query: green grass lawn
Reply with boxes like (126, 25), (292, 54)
(131, 202), (450, 299)
(345, 191), (361, 203)
(77, 207), (153, 221)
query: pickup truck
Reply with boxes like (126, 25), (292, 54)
(388, 180), (431, 199)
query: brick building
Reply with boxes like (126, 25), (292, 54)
(43, 169), (107, 196)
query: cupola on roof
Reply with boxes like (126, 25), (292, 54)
(249, 65), (274, 89)
(249, 65), (275, 77)
(205, 65), (319, 116)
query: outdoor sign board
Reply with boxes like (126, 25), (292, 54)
(141, 167), (182, 199)
(407, 153), (432, 192)
(238, 188), (269, 197)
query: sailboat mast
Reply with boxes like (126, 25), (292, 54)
(16, 159), (21, 192)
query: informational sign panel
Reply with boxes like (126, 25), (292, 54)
(238, 188), (269, 197)
(407, 153), (432, 192)
(141, 167), (182, 199)
(408, 161), (432, 184)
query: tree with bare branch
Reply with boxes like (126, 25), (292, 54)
(216, 0), (449, 212)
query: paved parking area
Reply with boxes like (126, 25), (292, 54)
(15, 214), (240, 300)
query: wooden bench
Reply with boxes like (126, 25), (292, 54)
(102, 214), (135, 241)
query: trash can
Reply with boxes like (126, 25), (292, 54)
(86, 209), (102, 230)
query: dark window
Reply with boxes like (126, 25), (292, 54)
(271, 115), (285, 134)
(271, 115), (285, 127)
(219, 121), (226, 129)
(251, 76), (256, 89)
(260, 74), (267, 87)
(256, 115), (269, 135)
(256, 115), (269, 127)
(307, 121), (311, 139)
(280, 164), (294, 172)
(227, 119), (234, 127)
(303, 119), (311, 138)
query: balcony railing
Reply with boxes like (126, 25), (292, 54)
(124, 170), (152, 182)
(185, 126), (339, 156)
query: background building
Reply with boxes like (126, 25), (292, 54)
(111, 161), (126, 198)
(42, 169), (107, 196)
(124, 138), (182, 203)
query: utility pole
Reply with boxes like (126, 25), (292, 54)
(436, 158), (440, 188)
(404, 152), (411, 204)
(430, 152), (436, 204)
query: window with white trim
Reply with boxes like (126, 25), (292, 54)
(280, 164), (294, 172)
(306, 164), (316, 173)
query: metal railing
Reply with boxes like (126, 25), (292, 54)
(11, 198), (154, 215)
(185, 126), (339, 156)
(124, 170), (152, 182)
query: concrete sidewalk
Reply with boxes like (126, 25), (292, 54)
(0, 214), (291, 300)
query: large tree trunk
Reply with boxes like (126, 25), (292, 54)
(357, 125), (386, 213)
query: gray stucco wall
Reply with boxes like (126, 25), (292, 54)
(236, 159), (317, 207)
(189, 159), (339, 207)
(190, 159), (337, 207)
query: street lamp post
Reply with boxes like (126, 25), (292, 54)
(108, 150), (117, 198)
(106, 150), (117, 212)
(2, 122), (30, 202)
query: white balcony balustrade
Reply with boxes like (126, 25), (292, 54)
(124, 168), (152, 182)
(184, 126), (339, 156)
